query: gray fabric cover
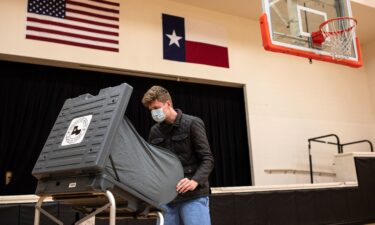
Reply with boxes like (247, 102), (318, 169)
(105, 117), (184, 206)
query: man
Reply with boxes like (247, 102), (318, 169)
(142, 85), (214, 225)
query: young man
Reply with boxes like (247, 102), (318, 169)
(142, 85), (214, 225)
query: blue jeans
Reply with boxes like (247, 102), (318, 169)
(161, 196), (211, 225)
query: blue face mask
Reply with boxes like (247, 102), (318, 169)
(151, 107), (166, 122)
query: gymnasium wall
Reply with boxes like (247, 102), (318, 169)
(0, 0), (374, 185)
(363, 40), (375, 123)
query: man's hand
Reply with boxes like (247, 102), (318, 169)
(176, 178), (198, 193)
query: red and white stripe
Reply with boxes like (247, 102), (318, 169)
(185, 18), (229, 68)
(26, 0), (120, 52)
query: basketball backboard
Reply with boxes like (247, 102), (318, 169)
(260, 0), (362, 67)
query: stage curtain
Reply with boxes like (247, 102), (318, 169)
(0, 60), (251, 194)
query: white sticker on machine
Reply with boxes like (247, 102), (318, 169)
(62, 115), (92, 146)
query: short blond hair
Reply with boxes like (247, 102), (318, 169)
(142, 86), (172, 107)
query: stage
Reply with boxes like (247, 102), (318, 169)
(0, 181), (374, 225)
(1, 154), (375, 225)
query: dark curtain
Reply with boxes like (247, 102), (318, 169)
(210, 187), (375, 225)
(0, 60), (251, 194)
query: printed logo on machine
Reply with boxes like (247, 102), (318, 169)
(61, 115), (92, 146)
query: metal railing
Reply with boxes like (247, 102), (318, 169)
(308, 134), (341, 184)
(341, 140), (374, 153)
(307, 134), (373, 184)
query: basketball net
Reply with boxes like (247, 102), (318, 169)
(312, 17), (357, 60)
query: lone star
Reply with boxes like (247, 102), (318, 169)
(166, 30), (183, 47)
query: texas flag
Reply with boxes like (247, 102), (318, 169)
(162, 14), (229, 68)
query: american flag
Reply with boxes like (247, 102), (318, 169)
(26, 0), (120, 52)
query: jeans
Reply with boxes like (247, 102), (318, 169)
(161, 196), (211, 225)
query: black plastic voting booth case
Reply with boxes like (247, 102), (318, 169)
(32, 83), (184, 225)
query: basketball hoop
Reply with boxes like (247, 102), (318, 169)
(312, 17), (357, 60)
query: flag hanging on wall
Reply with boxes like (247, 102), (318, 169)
(162, 14), (230, 68)
(26, 0), (120, 52)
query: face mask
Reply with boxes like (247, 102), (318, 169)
(151, 107), (166, 122)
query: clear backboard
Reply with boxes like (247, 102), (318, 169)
(260, 0), (362, 67)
